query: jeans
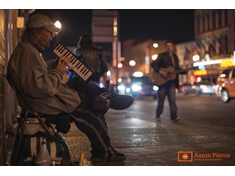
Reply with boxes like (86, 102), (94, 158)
(156, 81), (178, 120)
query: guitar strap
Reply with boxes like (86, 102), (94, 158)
(171, 54), (175, 67)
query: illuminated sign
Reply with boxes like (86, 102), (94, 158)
(198, 65), (206, 70)
(193, 58), (234, 67)
(194, 70), (208, 76)
(220, 59), (235, 67)
(193, 60), (221, 66)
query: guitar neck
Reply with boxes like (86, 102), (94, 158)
(173, 68), (192, 74)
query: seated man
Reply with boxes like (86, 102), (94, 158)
(7, 13), (133, 162)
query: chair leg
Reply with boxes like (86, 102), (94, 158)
(33, 112), (55, 142)
(10, 111), (29, 166)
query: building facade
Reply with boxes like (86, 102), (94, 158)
(0, 9), (18, 166)
(192, 9), (235, 83)
(121, 39), (168, 78)
(121, 10), (235, 85)
(0, 9), (34, 166)
(175, 41), (198, 84)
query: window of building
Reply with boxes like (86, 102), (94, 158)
(224, 9), (228, 25)
(218, 10), (222, 27)
(234, 14), (235, 31)
(207, 14), (210, 31)
(212, 11), (216, 29)
(196, 16), (200, 33)
(232, 69), (235, 78)
(220, 69), (231, 79)
(224, 34), (228, 54)
(202, 16), (205, 32)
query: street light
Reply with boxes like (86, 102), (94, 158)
(152, 54), (158, 60)
(153, 43), (158, 48)
(53, 20), (61, 42)
(54, 20), (61, 35)
(54, 20), (61, 29)
(129, 60), (136, 66)
(117, 63), (123, 68)
(192, 54), (200, 61)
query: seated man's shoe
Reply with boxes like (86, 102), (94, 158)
(90, 156), (107, 162)
(97, 92), (134, 110)
(90, 152), (126, 162)
(107, 152), (126, 161)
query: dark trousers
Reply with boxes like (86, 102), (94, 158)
(156, 81), (178, 120)
(66, 76), (106, 103)
(66, 76), (116, 158)
(70, 103), (115, 158)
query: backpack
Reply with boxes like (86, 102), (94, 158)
(73, 47), (107, 74)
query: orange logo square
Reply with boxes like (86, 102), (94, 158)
(178, 151), (193, 162)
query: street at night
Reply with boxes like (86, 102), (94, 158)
(63, 94), (235, 166)
(1, 8), (235, 176)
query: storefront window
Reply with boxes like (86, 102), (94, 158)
(232, 69), (235, 78)
(221, 69), (231, 78)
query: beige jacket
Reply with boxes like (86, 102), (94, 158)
(7, 35), (81, 115)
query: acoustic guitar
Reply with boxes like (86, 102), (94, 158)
(152, 66), (191, 86)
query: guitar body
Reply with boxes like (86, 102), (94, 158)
(152, 66), (176, 86)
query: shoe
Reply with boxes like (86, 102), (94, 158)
(156, 117), (161, 121)
(90, 156), (106, 162)
(171, 117), (181, 122)
(90, 152), (126, 162)
(97, 92), (134, 110)
(107, 152), (126, 161)
(156, 115), (161, 121)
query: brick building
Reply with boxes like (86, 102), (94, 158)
(175, 10), (235, 84)
(193, 9), (235, 83)
(121, 10), (235, 84)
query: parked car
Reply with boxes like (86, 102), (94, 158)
(117, 75), (158, 99)
(194, 81), (217, 96)
(179, 83), (196, 95)
(178, 82), (217, 96)
(217, 66), (235, 103)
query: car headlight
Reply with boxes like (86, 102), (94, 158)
(212, 85), (217, 89)
(132, 84), (142, 92)
(200, 85), (206, 89)
(126, 87), (131, 93)
(153, 85), (159, 91)
(117, 84), (126, 91)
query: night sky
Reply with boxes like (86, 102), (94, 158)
(31, 9), (194, 43)
(118, 9), (194, 42)
(29, 9), (195, 60)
